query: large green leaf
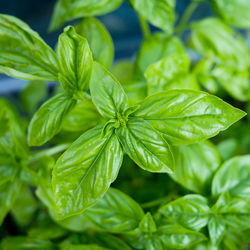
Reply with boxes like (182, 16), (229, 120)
(0, 14), (58, 81)
(85, 188), (144, 233)
(145, 52), (199, 94)
(52, 126), (123, 219)
(212, 0), (250, 28)
(28, 93), (76, 146)
(171, 141), (221, 194)
(212, 155), (250, 200)
(58, 26), (93, 96)
(135, 33), (185, 78)
(90, 62), (129, 119)
(129, 0), (175, 34)
(76, 17), (114, 69)
(133, 90), (246, 145)
(49, 0), (123, 31)
(116, 118), (174, 173)
(158, 195), (210, 231)
(0, 170), (22, 225)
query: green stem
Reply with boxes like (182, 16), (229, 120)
(28, 144), (69, 163)
(176, 1), (199, 36)
(138, 14), (150, 38)
(142, 192), (178, 208)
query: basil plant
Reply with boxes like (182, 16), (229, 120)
(0, 0), (250, 249)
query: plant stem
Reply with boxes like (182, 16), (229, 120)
(141, 192), (178, 208)
(28, 144), (69, 163)
(138, 14), (150, 38)
(176, 1), (199, 36)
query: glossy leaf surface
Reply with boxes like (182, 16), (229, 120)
(28, 93), (76, 146)
(0, 14), (58, 81)
(133, 90), (246, 145)
(76, 17), (114, 68)
(52, 126), (123, 219)
(116, 118), (174, 173)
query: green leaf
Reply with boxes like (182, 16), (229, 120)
(76, 17), (114, 69)
(85, 188), (144, 233)
(28, 93), (76, 146)
(0, 14), (58, 81)
(116, 118), (174, 173)
(158, 194), (210, 231)
(171, 141), (221, 194)
(20, 81), (47, 114)
(52, 126), (123, 219)
(212, 155), (250, 200)
(11, 185), (38, 227)
(58, 26), (93, 96)
(1, 237), (54, 250)
(0, 99), (28, 159)
(212, 0), (250, 28)
(0, 157), (17, 185)
(90, 62), (129, 119)
(158, 223), (207, 249)
(208, 216), (226, 246)
(49, 0), (123, 31)
(145, 52), (199, 94)
(129, 0), (175, 34)
(62, 99), (103, 132)
(133, 90), (246, 145)
(60, 244), (108, 250)
(0, 170), (22, 225)
(135, 33), (185, 78)
(139, 212), (157, 233)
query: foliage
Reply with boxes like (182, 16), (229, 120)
(0, 0), (250, 249)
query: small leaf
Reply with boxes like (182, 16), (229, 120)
(52, 126), (123, 219)
(133, 90), (246, 145)
(28, 93), (76, 146)
(116, 118), (174, 173)
(20, 81), (47, 114)
(49, 0), (123, 31)
(76, 17), (114, 68)
(0, 14), (58, 81)
(139, 212), (157, 233)
(212, 155), (250, 200)
(90, 62), (129, 118)
(58, 26), (93, 96)
(130, 0), (175, 34)
(171, 141), (221, 194)
(158, 194), (210, 231)
(86, 188), (144, 233)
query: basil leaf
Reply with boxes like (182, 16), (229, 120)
(171, 141), (221, 194)
(0, 99), (28, 159)
(1, 237), (54, 250)
(28, 93), (76, 146)
(62, 99), (103, 132)
(145, 52), (199, 94)
(85, 188), (144, 233)
(212, 0), (250, 28)
(49, 0), (123, 31)
(90, 62), (129, 118)
(76, 17), (114, 69)
(133, 90), (246, 145)
(116, 118), (174, 173)
(58, 26), (93, 96)
(129, 0), (175, 34)
(0, 14), (58, 81)
(52, 126), (123, 219)
(20, 81), (47, 114)
(212, 155), (250, 200)
(209, 192), (250, 245)
(11, 185), (38, 227)
(0, 157), (17, 185)
(135, 33), (185, 78)
(139, 212), (157, 233)
(111, 60), (134, 85)
(0, 170), (22, 225)
(60, 244), (108, 250)
(158, 224), (206, 249)
(158, 195), (210, 231)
